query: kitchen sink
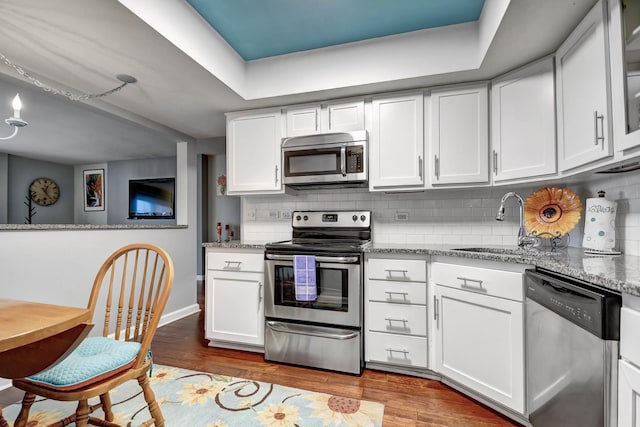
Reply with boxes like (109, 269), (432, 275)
(451, 247), (561, 257)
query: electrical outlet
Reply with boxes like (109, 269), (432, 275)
(267, 210), (279, 219)
(280, 210), (292, 220)
(395, 211), (409, 221)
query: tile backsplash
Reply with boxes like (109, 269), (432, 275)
(241, 170), (640, 256)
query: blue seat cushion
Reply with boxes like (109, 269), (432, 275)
(26, 337), (141, 391)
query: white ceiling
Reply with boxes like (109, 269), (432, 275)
(0, 0), (597, 165)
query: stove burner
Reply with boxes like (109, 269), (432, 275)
(266, 210), (372, 254)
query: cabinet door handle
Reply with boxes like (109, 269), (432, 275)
(418, 156), (423, 181)
(275, 165), (279, 185)
(258, 281), (263, 304)
(315, 110), (319, 131)
(434, 295), (439, 329)
(457, 276), (487, 293)
(434, 155), (440, 179)
(493, 150), (498, 175)
(594, 111), (605, 146)
(384, 269), (409, 280)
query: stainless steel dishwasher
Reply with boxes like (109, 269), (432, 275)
(525, 268), (621, 427)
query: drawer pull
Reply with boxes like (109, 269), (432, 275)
(384, 317), (408, 325)
(224, 260), (243, 269)
(384, 269), (409, 280)
(386, 348), (409, 356)
(384, 291), (409, 303)
(457, 276), (486, 293)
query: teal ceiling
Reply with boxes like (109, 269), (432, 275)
(186, 0), (486, 61)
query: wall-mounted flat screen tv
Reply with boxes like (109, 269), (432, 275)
(128, 177), (175, 219)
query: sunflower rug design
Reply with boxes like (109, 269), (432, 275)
(3, 364), (384, 427)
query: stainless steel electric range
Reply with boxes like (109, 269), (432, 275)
(263, 210), (371, 375)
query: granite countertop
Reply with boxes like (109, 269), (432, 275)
(202, 241), (640, 297)
(367, 243), (640, 297)
(203, 241), (267, 250)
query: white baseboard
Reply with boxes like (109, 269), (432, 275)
(158, 304), (201, 328)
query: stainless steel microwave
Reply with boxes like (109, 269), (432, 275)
(281, 130), (367, 188)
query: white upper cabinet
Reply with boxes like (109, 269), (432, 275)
(491, 57), (557, 183)
(556, 0), (612, 172)
(226, 109), (284, 195)
(608, 0), (640, 152)
(369, 92), (425, 190)
(285, 105), (320, 137)
(322, 99), (365, 133)
(430, 84), (489, 185)
(285, 99), (365, 137)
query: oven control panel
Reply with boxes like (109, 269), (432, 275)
(292, 210), (370, 228)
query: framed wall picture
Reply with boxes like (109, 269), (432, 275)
(84, 169), (105, 211)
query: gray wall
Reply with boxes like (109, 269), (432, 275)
(0, 154), (7, 223)
(210, 154), (241, 241)
(107, 156), (177, 225)
(7, 155), (74, 224)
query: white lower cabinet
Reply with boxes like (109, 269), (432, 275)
(432, 260), (526, 415)
(365, 256), (428, 371)
(619, 359), (640, 427)
(619, 304), (640, 426)
(205, 248), (264, 351)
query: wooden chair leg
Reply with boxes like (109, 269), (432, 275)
(13, 392), (36, 427)
(0, 405), (10, 427)
(99, 392), (114, 421)
(138, 374), (164, 427)
(75, 399), (90, 427)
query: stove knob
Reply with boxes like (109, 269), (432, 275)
(360, 215), (367, 222)
(303, 215), (309, 221)
(296, 215), (302, 221)
(352, 215), (358, 222)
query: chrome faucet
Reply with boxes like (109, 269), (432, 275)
(496, 192), (537, 248)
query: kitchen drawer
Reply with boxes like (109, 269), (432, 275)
(365, 331), (427, 368)
(366, 280), (427, 305)
(431, 262), (523, 302)
(207, 251), (264, 273)
(367, 258), (427, 282)
(367, 301), (427, 336)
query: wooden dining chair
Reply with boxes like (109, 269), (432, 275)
(12, 243), (174, 427)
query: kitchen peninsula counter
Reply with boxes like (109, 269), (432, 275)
(0, 224), (187, 231)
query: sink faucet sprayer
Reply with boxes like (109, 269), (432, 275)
(496, 192), (538, 248)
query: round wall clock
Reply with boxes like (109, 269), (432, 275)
(29, 177), (60, 206)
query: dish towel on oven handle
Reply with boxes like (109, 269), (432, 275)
(293, 255), (317, 301)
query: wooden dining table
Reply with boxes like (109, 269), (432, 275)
(0, 298), (92, 427)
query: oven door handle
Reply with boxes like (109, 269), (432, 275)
(266, 321), (359, 340)
(265, 253), (359, 264)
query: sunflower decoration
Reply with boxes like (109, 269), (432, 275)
(524, 187), (582, 238)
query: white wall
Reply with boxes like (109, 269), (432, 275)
(0, 141), (199, 390)
(241, 170), (640, 256)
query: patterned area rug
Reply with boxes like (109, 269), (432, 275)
(3, 364), (384, 426)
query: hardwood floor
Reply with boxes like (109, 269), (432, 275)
(1, 283), (521, 426)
